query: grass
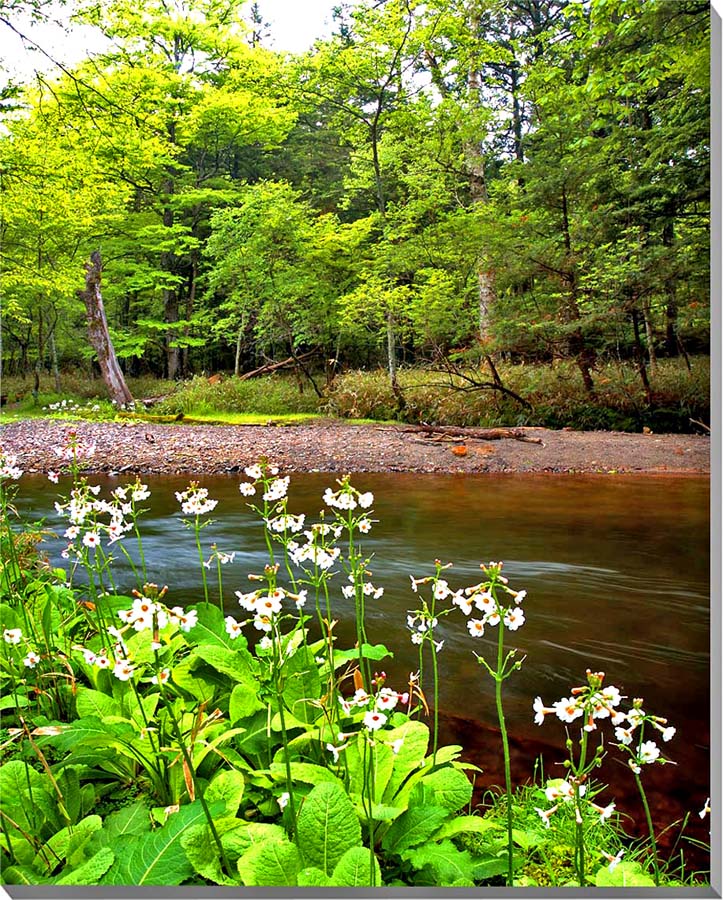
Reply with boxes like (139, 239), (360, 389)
(0, 356), (710, 433)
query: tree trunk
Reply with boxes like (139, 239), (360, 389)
(560, 185), (595, 394)
(49, 330), (61, 392)
(631, 306), (653, 405)
(234, 327), (243, 377)
(77, 251), (133, 407)
(641, 297), (657, 376)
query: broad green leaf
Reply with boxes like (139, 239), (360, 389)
(331, 846), (382, 886)
(180, 818), (243, 886)
(191, 644), (258, 684)
(298, 866), (333, 886)
(206, 769), (245, 816)
(101, 801), (152, 840)
(0, 760), (56, 833)
(382, 805), (449, 854)
(402, 839), (476, 886)
(184, 603), (245, 649)
(595, 861), (655, 887)
(381, 719), (429, 802)
(282, 646), (321, 723)
(55, 848), (115, 885)
(2, 865), (51, 884)
(75, 687), (122, 721)
(170, 657), (217, 703)
(229, 681), (265, 722)
(432, 815), (502, 842)
(296, 782), (362, 874)
(236, 836), (301, 886)
(346, 734), (394, 806)
(36, 717), (135, 754)
(35, 815), (102, 874)
(269, 761), (343, 790)
(420, 766), (473, 813)
(333, 644), (392, 667)
(102, 801), (222, 885)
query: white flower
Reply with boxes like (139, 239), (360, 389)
(628, 759), (641, 775)
(262, 477), (290, 501)
(390, 738), (404, 754)
(452, 591), (473, 615)
(81, 648), (97, 665)
(699, 797), (710, 819)
(661, 726), (676, 742)
(182, 609), (200, 632)
(95, 653), (111, 669)
(411, 631), (423, 645)
(151, 668), (170, 685)
(294, 590), (308, 607)
(433, 579), (451, 600)
(597, 801), (616, 822)
(253, 614), (273, 632)
(358, 519), (372, 534)
(603, 849), (624, 872)
(48, 471), (59, 484)
(225, 616), (243, 639)
(257, 595), (282, 616)
(376, 688), (399, 711)
(342, 585), (355, 599)
(615, 726), (634, 745)
(23, 651), (41, 668)
(503, 607), (525, 631)
(239, 482), (256, 496)
(467, 619), (485, 638)
(363, 710), (387, 731)
(534, 806), (556, 829)
(511, 589), (526, 604)
(277, 792), (290, 811)
(83, 532), (101, 548)
(3, 628), (22, 644)
(358, 492), (374, 508)
(544, 780), (574, 802)
(409, 576), (419, 593)
(113, 660), (135, 681)
(474, 591), (495, 615)
(326, 742), (348, 763)
(554, 697), (583, 723)
(638, 740), (660, 764)
(533, 696), (555, 726)
(244, 464), (263, 479)
(236, 590), (259, 612)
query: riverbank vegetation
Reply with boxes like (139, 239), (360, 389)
(0, 446), (711, 887)
(0, 355), (710, 433)
(0, 0), (710, 431)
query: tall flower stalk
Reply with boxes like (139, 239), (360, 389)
(456, 562), (527, 886)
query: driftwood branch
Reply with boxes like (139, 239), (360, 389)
(238, 351), (316, 382)
(397, 424), (544, 445)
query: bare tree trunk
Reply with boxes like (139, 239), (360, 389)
(631, 306), (653, 405)
(77, 251), (133, 407)
(49, 330), (61, 392)
(234, 327), (243, 377)
(641, 297), (657, 376)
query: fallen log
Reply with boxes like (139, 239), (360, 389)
(239, 351), (316, 382)
(397, 424), (544, 445)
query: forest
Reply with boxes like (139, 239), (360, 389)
(0, 0), (711, 429)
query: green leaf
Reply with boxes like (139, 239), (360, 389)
(282, 646), (321, 723)
(296, 782), (362, 874)
(229, 681), (265, 722)
(269, 761), (343, 790)
(75, 687), (123, 721)
(55, 848), (115, 885)
(2, 865), (51, 884)
(382, 805), (449, 854)
(35, 815), (102, 874)
(346, 734), (394, 806)
(206, 769), (245, 817)
(102, 801), (152, 839)
(191, 644), (258, 684)
(297, 866), (333, 886)
(419, 766), (473, 812)
(0, 760), (56, 833)
(102, 801), (222, 885)
(432, 815), (502, 842)
(381, 719), (429, 802)
(595, 861), (655, 887)
(333, 643), (392, 667)
(180, 818), (243, 886)
(184, 603), (245, 649)
(402, 839), (476, 886)
(236, 836), (301, 886)
(331, 846), (382, 886)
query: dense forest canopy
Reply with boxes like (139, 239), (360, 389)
(0, 0), (711, 392)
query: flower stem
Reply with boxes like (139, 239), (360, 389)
(494, 623), (514, 886)
(634, 770), (660, 885)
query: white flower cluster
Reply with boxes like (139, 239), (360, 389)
(118, 596), (198, 634)
(3, 628), (43, 668)
(44, 399), (101, 414)
(54, 482), (140, 554)
(228, 584), (307, 636)
(323, 486), (374, 512)
(534, 778), (616, 831)
(0, 450), (23, 480)
(176, 484), (218, 516)
(342, 577), (384, 601)
(76, 625), (133, 681)
(533, 672), (623, 731)
(611, 700), (676, 774)
(337, 675), (409, 737)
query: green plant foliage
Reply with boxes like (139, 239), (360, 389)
(295, 782), (363, 875)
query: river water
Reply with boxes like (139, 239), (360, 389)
(14, 472), (711, 859)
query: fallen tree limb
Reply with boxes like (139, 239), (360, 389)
(239, 351), (317, 382)
(397, 424), (544, 445)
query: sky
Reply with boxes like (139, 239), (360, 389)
(1, 0), (338, 84)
